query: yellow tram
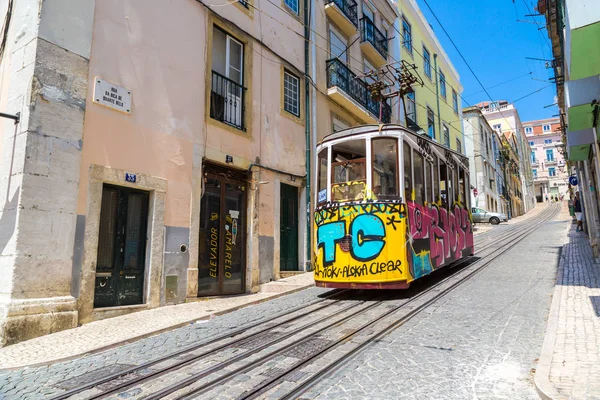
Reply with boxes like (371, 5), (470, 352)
(313, 125), (475, 289)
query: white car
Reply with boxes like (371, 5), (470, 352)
(471, 207), (508, 225)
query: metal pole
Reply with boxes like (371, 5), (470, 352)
(434, 54), (441, 143)
(0, 112), (20, 124)
(304, 0), (311, 271)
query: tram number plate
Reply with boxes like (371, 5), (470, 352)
(318, 189), (327, 203)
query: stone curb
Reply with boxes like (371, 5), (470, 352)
(0, 282), (315, 371)
(533, 216), (571, 400)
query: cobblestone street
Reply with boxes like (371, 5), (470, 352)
(0, 208), (596, 400)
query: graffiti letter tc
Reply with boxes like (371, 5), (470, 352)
(350, 214), (386, 261)
(317, 222), (345, 264)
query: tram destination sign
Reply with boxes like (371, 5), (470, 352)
(93, 77), (132, 114)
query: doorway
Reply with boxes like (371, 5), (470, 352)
(198, 172), (246, 295)
(280, 184), (299, 271)
(94, 185), (149, 308)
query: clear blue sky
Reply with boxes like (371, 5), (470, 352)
(415, 0), (558, 123)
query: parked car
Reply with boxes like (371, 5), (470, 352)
(471, 207), (508, 225)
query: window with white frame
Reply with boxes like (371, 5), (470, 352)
(284, 0), (299, 14)
(329, 28), (347, 63)
(546, 149), (554, 161)
(332, 116), (350, 132)
(405, 91), (416, 123)
(363, 2), (374, 22)
(452, 90), (458, 114)
(544, 139), (552, 144)
(493, 124), (501, 132)
(439, 70), (446, 98)
(549, 167), (556, 177)
(427, 106), (435, 139)
(456, 138), (462, 153)
(402, 17), (412, 53)
(525, 127), (532, 134)
(529, 141), (534, 146)
(532, 169), (537, 178)
(443, 124), (450, 147)
(543, 124), (551, 132)
(283, 70), (300, 116)
(423, 46), (431, 78)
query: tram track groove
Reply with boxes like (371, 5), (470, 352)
(48, 289), (351, 400)
(55, 205), (559, 400)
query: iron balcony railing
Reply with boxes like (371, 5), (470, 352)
(326, 58), (391, 123)
(210, 71), (246, 131)
(324, 0), (358, 28)
(360, 16), (388, 60)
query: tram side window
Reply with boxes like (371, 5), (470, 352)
(425, 158), (432, 204)
(403, 141), (412, 202)
(372, 138), (399, 199)
(413, 149), (425, 204)
(459, 166), (467, 206)
(317, 148), (328, 205)
(331, 139), (367, 202)
(439, 161), (448, 208)
(433, 155), (440, 204)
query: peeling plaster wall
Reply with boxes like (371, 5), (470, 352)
(0, 0), (95, 345)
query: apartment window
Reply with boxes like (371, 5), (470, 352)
(543, 124), (551, 132)
(549, 167), (556, 177)
(330, 28), (347, 63)
(284, 0), (299, 14)
(402, 17), (412, 53)
(211, 27), (245, 130)
(332, 117), (349, 132)
(493, 124), (501, 132)
(439, 70), (446, 98)
(423, 46), (431, 78)
(362, 2), (374, 22)
(456, 138), (462, 153)
(452, 90), (458, 114)
(489, 102), (498, 111)
(427, 106), (435, 139)
(532, 169), (537, 178)
(525, 127), (533, 134)
(529, 141), (534, 146)
(546, 149), (554, 161)
(544, 139), (553, 144)
(443, 124), (450, 147)
(531, 151), (536, 162)
(405, 91), (416, 124)
(283, 70), (300, 116)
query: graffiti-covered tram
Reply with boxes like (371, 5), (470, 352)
(314, 124), (474, 289)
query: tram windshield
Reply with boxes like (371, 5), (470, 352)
(330, 139), (367, 202)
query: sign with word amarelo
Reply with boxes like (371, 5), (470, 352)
(93, 78), (132, 114)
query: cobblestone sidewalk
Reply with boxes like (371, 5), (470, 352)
(535, 205), (600, 399)
(0, 272), (315, 370)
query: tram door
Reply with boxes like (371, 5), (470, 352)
(198, 173), (246, 295)
(280, 184), (298, 271)
(94, 185), (149, 308)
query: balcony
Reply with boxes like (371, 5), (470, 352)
(531, 160), (539, 167)
(326, 58), (391, 123)
(210, 71), (246, 131)
(324, 0), (358, 38)
(545, 158), (557, 166)
(360, 17), (388, 66)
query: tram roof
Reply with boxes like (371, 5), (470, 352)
(318, 124), (407, 145)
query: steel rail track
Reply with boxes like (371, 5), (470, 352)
(49, 289), (350, 400)
(171, 204), (560, 400)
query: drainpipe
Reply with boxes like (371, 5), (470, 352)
(304, 0), (312, 271)
(434, 54), (441, 143)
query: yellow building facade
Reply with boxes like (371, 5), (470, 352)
(397, 0), (464, 153)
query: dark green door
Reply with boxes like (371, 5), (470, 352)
(94, 185), (149, 308)
(280, 184), (298, 271)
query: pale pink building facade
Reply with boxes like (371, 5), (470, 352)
(524, 118), (568, 201)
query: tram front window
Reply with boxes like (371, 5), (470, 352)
(331, 139), (367, 202)
(372, 138), (399, 199)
